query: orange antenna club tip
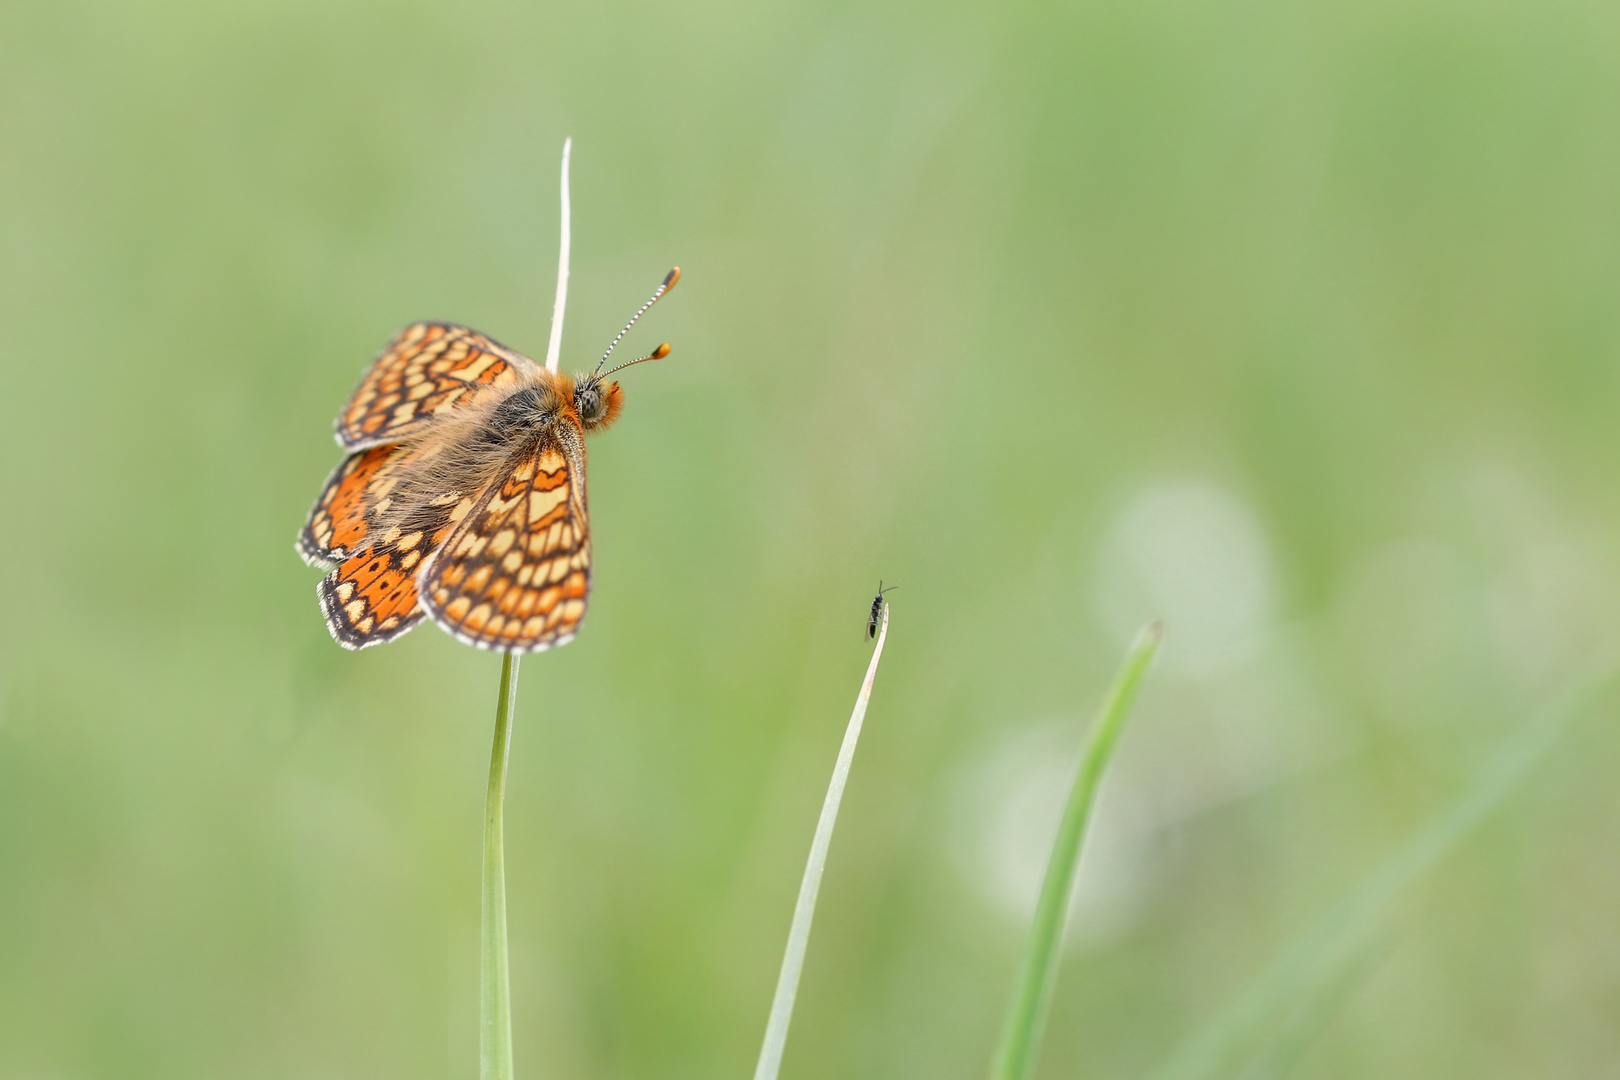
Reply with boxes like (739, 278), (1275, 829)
(595, 267), (683, 375)
(601, 342), (671, 378)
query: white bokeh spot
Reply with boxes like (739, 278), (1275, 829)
(946, 723), (1159, 950)
(1096, 478), (1278, 677)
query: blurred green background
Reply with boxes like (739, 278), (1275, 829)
(4, 0), (1620, 1076)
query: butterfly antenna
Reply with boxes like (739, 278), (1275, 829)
(596, 267), (681, 375)
(602, 341), (671, 377)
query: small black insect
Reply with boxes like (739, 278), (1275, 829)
(867, 581), (897, 639)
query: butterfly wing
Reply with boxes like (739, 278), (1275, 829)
(318, 539), (430, 649)
(335, 322), (539, 450)
(417, 424), (592, 652)
(296, 443), (416, 568)
(315, 488), (478, 649)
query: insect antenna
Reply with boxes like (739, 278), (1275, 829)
(867, 580), (898, 639)
(602, 341), (671, 378)
(596, 266), (681, 375)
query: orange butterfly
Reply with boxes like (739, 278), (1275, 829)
(296, 268), (679, 652)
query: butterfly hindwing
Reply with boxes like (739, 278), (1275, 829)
(315, 487), (477, 649)
(318, 543), (427, 650)
(335, 323), (538, 450)
(418, 426), (592, 652)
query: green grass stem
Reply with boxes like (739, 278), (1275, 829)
(1151, 657), (1620, 1080)
(482, 652), (522, 1080)
(989, 622), (1163, 1080)
(1233, 938), (1394, 1080)
(751, 603), (892, 1080)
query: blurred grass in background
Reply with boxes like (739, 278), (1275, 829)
(3, 0), (1619, 1076)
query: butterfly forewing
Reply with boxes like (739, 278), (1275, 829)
(296, 443), (417, 568)
(418, 427), (592, 652)
(335, 323), (538, 450)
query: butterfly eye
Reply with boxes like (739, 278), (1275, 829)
(575, 386), (604, 423)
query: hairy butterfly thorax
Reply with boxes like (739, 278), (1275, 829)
(480, 381), (568, 446)
(296, 267), (680, 652)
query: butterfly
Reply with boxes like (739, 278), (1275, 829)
(296, 268), (679, 653)
(867, 581), (897, 639)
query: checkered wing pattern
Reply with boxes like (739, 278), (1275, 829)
(418, 427), (592, 652)
(296, 443), (415, 568)
(315, 491), (476, 650)
(335, 322), (538, 450)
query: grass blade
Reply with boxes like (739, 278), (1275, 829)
(482, 652), (522, 1080)
(1151, 657), (1620, 1080)
(989, 622), (1164, 1080)
(751, 604), (893, 1080)
(1233, 937), (1394, 1080)
(544, 135), (571, 375)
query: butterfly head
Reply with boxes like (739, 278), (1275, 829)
(572, 371), (626, 432)
(575, 267), (680, 434)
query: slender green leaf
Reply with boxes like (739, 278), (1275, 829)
(752, 603), (893, 1080)
(482, 652), (522, 1080)
(1152, 658), (1620, 1080)
(1234, 937), (1394, 1080)
(989, 622), (1164, 1080)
